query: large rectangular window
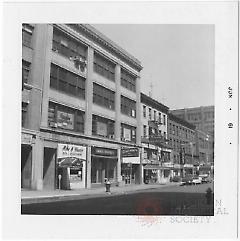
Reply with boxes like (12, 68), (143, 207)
(121, 69), (136, 92)
(121, 96), (136, 118)
(22, 60), (31, 85)
(94, 53), (115, 81)
(149, 108), (152, 120)
(93, 83), (115, 110)
(50, 64), (85, 99)
(121, 124), (136, 143)
(52, 28), (87, 60)
(48, 102), (84, 133)
(92, 115), (115, 139)
(22, 24), (34, 48)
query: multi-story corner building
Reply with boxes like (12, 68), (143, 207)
(140, 93), (172, 184)
(21, 24), (143, 190)
(170, 106), (214, 137)
(168, 113), (197, 176)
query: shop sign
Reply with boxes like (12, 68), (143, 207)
(123, 128), (131, 141)
(96, 122), (107, 136)
(92, 147), (117, 157)
(122, 156), (140, 164)
(57, 111), (74, 130)
(184, 164), (193, 168)
(21, 133), (32, 144)
(57, 144), (86, 160)
(121, 148), (139, 157)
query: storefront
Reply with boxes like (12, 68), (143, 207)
(57, 143), (86, 190)
(121, 147), (141, 185)
(91, 147), (118, 187)
(21, 132), (34, 189)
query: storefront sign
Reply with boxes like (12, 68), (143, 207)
(92, 147), (117, 157)
(57, 144), (86, 160)
(21, 133), (32, 144)
(57, 111), (74, 130)
(121, 148), (139, 157)
(122, 156), (140, 164)
(96, 122), (107, 136)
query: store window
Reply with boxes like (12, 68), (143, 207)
(121, 68), (136, 92)
(93, 83), (115, 110)
(121, 124), (136, 143)
(92, 115), (115, 139)
(48, 102), (84, 133)
(94, 53), (115, 81)
(121, 96), (136, 118)
(50, 64), (85, 99)
(22, 24), (34, 48)
(52, 28), (87, 61)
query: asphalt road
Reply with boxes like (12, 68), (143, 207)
(22, 183), (214, 216)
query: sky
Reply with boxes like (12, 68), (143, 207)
(92, 24), (214, 110)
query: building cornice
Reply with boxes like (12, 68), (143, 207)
(67, 24), (143, 72)
(168, 113), (196, 130)
(141, 93), (169, 113)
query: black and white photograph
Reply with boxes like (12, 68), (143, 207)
(1, 1), (239, 239)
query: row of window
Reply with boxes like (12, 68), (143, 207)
(169, 122), (194, 140)
(143, 125), (166, 139)
(47, 102), (137, 143)
(169, 138), (193, 154)
(121, 69), (136, 92)
(143, 105), (166, 125)
(93, 83), (115, 110)
(121, 96), (136, 118)
(52, 28), (87, 60)
(94, 53), (115, 81)
(50, 64), (86, 99)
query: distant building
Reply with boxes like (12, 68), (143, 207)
(170, 106), (214, 166)
(168, 113), (197, 176)
(170, 106), (214, 137)
(22, 24), (143, 190)
(140, 93), (172, 184)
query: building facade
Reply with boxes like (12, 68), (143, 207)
(21, 24), (143, 190)
(140, 93), (172, 184)
(168, 114), (197, 177)
(170, 106), (214, 165)
(170, 106), (214, 137)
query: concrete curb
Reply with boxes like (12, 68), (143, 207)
(21, 183), (179, 205)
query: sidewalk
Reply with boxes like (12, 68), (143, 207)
(22, 182), (178, 205)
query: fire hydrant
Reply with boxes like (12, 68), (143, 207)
(205, 187), (213, 205)
(105, 180), (111, 193)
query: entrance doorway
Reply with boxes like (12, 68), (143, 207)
(91, 157), (117, 186)
(21, 144), (32, 189)
(43, 147), (56, 190)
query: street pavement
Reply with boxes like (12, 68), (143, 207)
(21, 182), (179, 204)
(21, 183), (214, 215)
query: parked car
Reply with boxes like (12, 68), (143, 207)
(180, 175), (193, 186)
(192, 176), (202, 185)
(199, 174), (212, 183)
(172, 176), (181, 182)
